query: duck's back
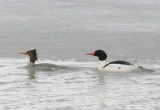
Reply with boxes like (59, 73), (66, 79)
(26, 63), (66, 71)
(35, 63), (58, 71)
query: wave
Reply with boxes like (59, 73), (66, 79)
(0, 57), (96, 68)
(0, 57), (159, 73)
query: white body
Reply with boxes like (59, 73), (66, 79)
(97, 61), (152, 73)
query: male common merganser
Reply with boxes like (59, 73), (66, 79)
(87, 49), (154, 73)
(20, 49), (64, 71)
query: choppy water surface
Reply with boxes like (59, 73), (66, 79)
(0, 0), (160, 109)
(0, 58), (160, 110)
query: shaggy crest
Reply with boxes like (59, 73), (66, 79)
(27, 49), (38, 63)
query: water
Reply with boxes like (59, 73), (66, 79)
(0, 0), (160, 109)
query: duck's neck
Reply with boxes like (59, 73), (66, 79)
(29, 55), (36, 63)
(97, 60), (106, 70)
(27, 56), (36, 66)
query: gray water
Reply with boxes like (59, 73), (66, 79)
(0, 0), (160, 109)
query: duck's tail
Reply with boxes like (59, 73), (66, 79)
(138, 66), (154, 72)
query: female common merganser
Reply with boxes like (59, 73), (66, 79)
(87, 49), (154, 73)
(20, 49), (64, 71)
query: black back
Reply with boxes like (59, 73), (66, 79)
(103, 60), (133, 68)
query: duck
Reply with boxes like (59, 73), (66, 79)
(20, 49), (64, 71)
(87, 49), (154, 73)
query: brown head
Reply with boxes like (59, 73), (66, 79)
(20, 49), (38, 63)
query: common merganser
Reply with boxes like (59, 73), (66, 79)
(20, 49), (64, 71)
(87, 49), (154, 73)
